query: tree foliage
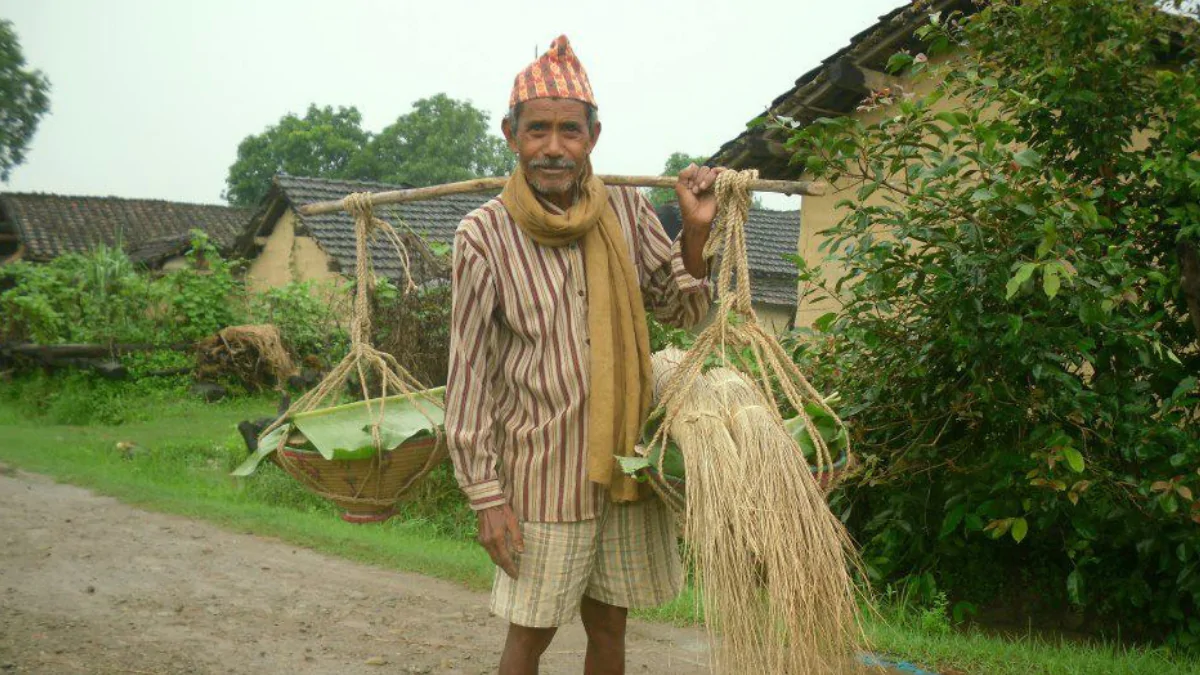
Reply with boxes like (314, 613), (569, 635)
(0, 20), (50, 182)
(646, 152), (708, 206)
(223, 104), (370, 207)
(348, 93), (513, 187)
(224, 95), (512, 207)
(788, 0), (1200, 644)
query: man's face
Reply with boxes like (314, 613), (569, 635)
(503, 98), (600, 198)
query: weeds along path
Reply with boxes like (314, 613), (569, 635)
(0, 467), (711, 674)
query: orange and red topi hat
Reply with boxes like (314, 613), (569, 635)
(509, 35), (596, 109)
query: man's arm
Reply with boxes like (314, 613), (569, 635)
(446, 223), (523, 578)
(676, 164), (722, 280)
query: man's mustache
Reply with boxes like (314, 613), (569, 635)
(529, 158), (577, 170)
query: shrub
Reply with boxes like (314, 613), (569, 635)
(0, 245), (162, 343)
(247, 280), (348, 361)
(162, 231), (241, 342)
(787, 1), (1200, 645)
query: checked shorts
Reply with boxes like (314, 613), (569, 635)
(490, 495), (682, 628)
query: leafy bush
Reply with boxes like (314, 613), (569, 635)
(787, 1), (1200, 645)
(162, 231), (240, 342)
(374, 274), (452, 388)
(247, 280), (347, 361)
(0, 245), (162, 343)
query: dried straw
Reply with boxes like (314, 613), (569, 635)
(647, 168), (864, 673)
(217, 324), (297, 380)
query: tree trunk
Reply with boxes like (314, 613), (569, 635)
(1179, 240), (1200, 342)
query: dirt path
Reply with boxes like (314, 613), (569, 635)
(0, 467), (712, 674)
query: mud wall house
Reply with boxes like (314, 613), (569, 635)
(0, 192), (251, 269)
(657, 203), (801, 333)
(235, 175), (491, 294)
(711, 0), (980, 328)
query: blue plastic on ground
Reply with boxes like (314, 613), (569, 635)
(859, 652), (942, 674)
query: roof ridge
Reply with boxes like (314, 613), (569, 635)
(0, 191), (251, 212)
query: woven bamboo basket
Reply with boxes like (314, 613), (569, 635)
(274, 434), (446, 523)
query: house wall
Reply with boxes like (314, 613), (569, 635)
(796, 58), (963, 328)
(245, 208), (340, 292)
(755, 303), (795, 334)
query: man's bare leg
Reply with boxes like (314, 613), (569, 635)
(580, 595), (627, 675)
(499, 623), (557, 675)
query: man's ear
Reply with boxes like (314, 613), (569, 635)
(501, 117), (519, 153)
(587, 120), (602, 153)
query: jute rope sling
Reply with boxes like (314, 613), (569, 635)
(259, 193), (444, 507)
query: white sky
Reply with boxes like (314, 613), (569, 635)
(0, 0), (907, 210)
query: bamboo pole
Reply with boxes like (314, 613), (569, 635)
(298, 174), (826, 216)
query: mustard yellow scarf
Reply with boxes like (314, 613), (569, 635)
(500, 164), (651, 503)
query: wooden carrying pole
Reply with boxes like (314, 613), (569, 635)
(298, 174), (827, 216)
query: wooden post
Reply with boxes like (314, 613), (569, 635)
(298, 174), (827, 216)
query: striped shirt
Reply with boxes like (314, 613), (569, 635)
(445, 186), (711, 523)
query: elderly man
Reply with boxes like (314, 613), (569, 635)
(445, 35), (719, 675)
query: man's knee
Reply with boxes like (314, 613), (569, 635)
(580, 595), (627, 641)
(505, 623), (558, 657)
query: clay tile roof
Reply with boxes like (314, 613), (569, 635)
(659, 203), (802, 307)
(0, 192), (253, 265)
(710, 0), (977, 178)
(266, 175), (493, 281)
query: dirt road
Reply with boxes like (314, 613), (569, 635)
(0, 467), (712, 674)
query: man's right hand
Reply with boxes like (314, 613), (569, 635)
(477, 504), (524, 579)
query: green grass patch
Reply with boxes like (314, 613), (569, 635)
(0, 389), (1197, 674)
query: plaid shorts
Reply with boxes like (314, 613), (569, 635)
(490, 496), (682, 628)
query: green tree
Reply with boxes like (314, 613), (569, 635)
(349, 94), (513, 187)
(789, 0), (1200, 644)
(0, 20), (50, 182)
(647, 152), (763, 209)
(646, 152), (707, 206)
(224, 104), (370, 207)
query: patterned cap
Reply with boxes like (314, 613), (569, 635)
(509, 35), (597, 109)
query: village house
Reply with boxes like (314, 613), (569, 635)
(0, 192), (252, 268)
(234, 175), (488, 293)
(711, 0), (976, 327)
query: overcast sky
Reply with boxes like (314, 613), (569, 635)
(1, 0), (907, 211)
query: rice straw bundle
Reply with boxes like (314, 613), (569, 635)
(646, 169), (864, 673)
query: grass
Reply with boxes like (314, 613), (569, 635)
(0, 377), (1197, 675)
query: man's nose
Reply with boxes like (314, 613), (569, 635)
(544, 131), (564, 157)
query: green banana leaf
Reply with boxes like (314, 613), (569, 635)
(293, 388), (444, 460)
(231, 388), (445, 477)
(232, 423), (292, 477)
(624, 401), (847, 483)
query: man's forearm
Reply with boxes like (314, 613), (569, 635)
(680, 223), (711, 280)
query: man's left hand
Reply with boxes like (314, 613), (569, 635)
(675, 163), (724, 231)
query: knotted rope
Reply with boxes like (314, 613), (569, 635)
(259, 192), (443, 507)
(649, 169), (850, 504)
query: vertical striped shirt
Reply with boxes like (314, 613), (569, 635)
(446, 186), (711, 523)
